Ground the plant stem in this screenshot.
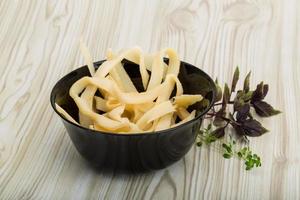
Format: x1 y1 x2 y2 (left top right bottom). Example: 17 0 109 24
213 101 234 106
221 117 231 123
223 121 230 128
204 116 214 119
207 112 217 116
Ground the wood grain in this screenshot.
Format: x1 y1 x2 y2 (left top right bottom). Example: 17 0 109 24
0 0 299 199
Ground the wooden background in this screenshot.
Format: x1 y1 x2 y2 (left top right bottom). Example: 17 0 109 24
0 0 299 199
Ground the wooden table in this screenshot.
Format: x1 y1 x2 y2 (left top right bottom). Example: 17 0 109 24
0 0 299 199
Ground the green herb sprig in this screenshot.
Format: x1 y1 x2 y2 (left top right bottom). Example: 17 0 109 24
197 66 280 170
222 139 261 170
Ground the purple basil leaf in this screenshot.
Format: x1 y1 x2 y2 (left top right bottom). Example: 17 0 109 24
213 108 226 127
242 119 269 137
213 116 226 127
236 103 250 122
253 101 281 117
243 72 251 93
222 83 230 110
231 67 240 92
251 82 263 102
212 127 225 138
262 84 269 99
232 124 245 136
251 82 269 102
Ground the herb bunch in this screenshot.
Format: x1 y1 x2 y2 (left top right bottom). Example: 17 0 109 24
197 67 280 170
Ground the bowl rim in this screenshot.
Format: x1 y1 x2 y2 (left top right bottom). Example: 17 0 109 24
50 59 216 136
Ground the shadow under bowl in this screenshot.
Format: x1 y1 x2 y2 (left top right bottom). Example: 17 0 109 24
50 59 216 172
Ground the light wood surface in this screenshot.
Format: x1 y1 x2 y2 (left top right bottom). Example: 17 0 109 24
0 0 299 199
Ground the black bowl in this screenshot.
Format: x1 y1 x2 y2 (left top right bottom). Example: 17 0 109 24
50 59 216 172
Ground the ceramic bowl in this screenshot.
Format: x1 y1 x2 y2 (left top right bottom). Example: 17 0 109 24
50 59 216 172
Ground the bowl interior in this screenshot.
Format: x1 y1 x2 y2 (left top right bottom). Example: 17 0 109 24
50 59 216 133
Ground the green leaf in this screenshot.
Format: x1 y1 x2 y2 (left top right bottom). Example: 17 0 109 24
222 143 232 153
224 83 230 101
245 160 254 168
222 143 228 148
215 78 223 102
236 145 262 170
207 123 212 130
236 90 244 98
196 141 202 147
205 136 217 144
222 83 230 109
223 153 232 159
243 72 251 93
240 147 248 155
252 101 281 117
198 130 204 135
246 154 252 160
234 90 253 111
234 96 244 112
243 91 253 102
237 152 243 158
245 165 252 170
256 160 262 167
231 67 240 92
211 127 225 138
242 119 269 137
